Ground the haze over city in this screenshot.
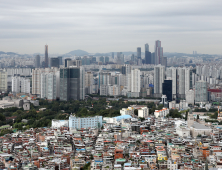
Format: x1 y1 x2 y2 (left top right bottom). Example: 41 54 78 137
1 0 222 54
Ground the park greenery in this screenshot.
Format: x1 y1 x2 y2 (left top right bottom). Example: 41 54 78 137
0 97 161 135
0 96 220 136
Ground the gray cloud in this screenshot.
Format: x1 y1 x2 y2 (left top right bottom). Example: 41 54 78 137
0 0 222 54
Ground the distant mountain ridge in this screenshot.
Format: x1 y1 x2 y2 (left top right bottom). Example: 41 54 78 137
66 49 89 56
0 51 19 55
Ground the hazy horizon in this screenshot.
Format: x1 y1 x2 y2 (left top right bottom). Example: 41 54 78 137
1 0 222 54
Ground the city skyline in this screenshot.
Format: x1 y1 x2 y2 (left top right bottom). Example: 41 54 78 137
0 0 222 54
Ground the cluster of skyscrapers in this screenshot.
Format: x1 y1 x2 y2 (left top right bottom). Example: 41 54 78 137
0 40 220 106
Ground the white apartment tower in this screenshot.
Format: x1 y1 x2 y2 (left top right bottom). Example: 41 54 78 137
131 69 141 93
154 65 165 96
12 76 20 93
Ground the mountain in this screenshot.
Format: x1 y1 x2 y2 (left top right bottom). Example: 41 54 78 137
66 49 89 56
0 51 20 56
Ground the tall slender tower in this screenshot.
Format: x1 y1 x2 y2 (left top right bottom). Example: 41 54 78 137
137 47 141 59
45 45 48 68
154 40 163 65
145 43 151 64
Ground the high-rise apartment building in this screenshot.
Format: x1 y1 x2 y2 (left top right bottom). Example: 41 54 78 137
20 78 30 94
12 76 30 94
131 69 141 93
154 65 165 97
0 70 7 92
34 55 40 68
166 67 192 100
32 68 59 96
41 72 57 100
60 67 85 101
45 45 48 68
154 40 163 65
12 76 20 93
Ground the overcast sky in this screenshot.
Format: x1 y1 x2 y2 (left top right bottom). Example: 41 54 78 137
0 0 222 54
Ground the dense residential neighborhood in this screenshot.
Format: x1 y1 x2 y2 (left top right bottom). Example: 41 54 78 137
0 102 221 170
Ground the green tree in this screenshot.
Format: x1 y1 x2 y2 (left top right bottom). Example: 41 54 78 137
134 109 138 116
158 104 164 110
0 113 6 121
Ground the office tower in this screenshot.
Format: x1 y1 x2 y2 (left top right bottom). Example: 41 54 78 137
131 69 141 93
195 80 208 103
162 57 167 67
85 72 93 94
162 80 172 101
105 56 109 63
145 43 151 64
145 43 149 52
99 56 105 63
131 54 135 62
67 59 82 68
137 47 141 59
50 58 60 68
45 45 48 68
0 70 7 92
60 67 85 101
91 57 96 63
117 52 124 65
58 56 63 65
145 44 149 64
154 65 165 97
34 55 40 68
81 56 90 65
111 52 114 59
65 58 71 67
151 52 155 64
154 40 163 65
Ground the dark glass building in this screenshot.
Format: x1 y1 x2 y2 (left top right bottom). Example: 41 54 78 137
162 80 172 101
60 67 80 101
50 58 59 68
145 51 151 64
65 58 71 67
